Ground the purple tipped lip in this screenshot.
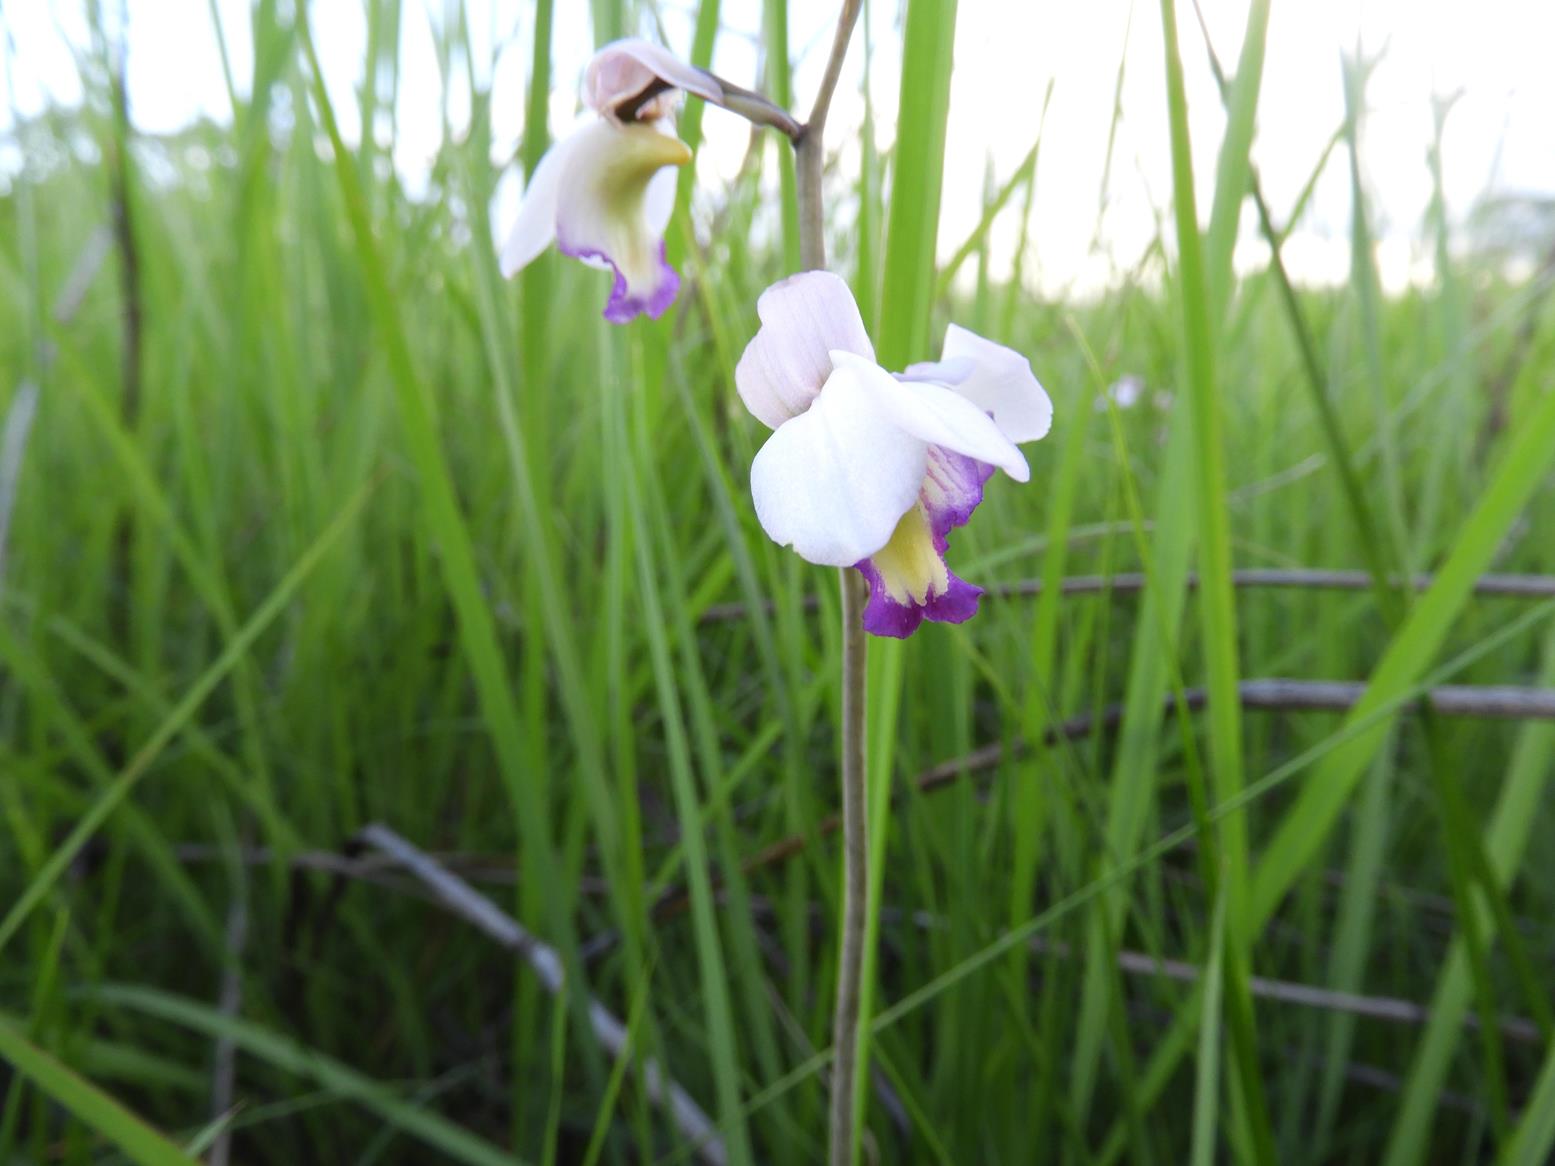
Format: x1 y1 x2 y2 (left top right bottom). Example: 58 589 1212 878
854 446 996 639
856 555 982 638
558 238 681 324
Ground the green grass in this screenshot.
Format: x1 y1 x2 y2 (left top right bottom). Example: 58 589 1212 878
3 1 1555 1163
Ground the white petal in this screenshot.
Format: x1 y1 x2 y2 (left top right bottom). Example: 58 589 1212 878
938 324 1054 443
899 356 976 385
585 38 723 119
735 271 875 429
751 363 926 567
645 163 678 235
498 126 581 278
831 351 1030 482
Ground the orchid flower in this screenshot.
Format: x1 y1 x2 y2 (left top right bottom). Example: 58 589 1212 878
736 272 1053 638
499 39 724 323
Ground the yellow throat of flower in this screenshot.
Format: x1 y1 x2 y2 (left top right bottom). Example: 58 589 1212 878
606 125 693 188
870 504 948 607
591 126 692 289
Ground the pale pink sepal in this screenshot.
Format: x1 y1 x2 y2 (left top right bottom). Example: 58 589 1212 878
734 271 875 430
937 325 1054 443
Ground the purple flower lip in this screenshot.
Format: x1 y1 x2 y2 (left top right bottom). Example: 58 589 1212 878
854 446 995 638
558 239 681 323
856 555 982 638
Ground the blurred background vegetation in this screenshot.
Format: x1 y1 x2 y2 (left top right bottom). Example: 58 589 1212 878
3 0 1555 1163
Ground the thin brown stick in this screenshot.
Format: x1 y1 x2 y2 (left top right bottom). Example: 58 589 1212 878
795 122 827 273
185 845 1539 1058
665 892 1546 1045
353 824 728 1166
717 80 804 139
178 679 1555 917
794 1 861 273
106 25 143 664
107 57 142 433
656 679 1555 915
806 0 863 132
1023 936 1541 1044
698 568 1555 623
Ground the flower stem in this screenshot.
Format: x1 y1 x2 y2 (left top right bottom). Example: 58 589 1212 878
796 0 861 273
829 565 870 1166
792 5 867 1161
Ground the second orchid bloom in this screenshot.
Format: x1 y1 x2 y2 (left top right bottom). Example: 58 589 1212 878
737 272 1052 638
500 39 724 323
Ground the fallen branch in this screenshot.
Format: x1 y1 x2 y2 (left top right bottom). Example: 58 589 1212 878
666 679 1555 912
1027 935 1540 1044
640 894 1546 1045
185 833 1539 1075
352 823 727 1166
180 679 1555 934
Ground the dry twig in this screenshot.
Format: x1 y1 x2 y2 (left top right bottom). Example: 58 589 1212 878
353 823 728 1166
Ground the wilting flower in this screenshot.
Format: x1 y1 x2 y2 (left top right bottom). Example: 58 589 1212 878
736 272 1052 638
500 39 721 323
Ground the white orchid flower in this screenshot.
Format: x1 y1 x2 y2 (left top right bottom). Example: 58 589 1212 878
736 271 1053 638
500 38 720 324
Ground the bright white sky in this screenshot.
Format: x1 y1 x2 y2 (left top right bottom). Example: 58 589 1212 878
4 1 1554 294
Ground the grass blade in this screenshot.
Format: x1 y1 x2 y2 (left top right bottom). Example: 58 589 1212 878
92 986 522 1166
0 480 373 955
1189 883 1228 1166
1250 374 1555 929
1156 0 1273 1153
0 1018 199 1166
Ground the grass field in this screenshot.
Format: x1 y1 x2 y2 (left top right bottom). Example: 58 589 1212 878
4 1 1555 1163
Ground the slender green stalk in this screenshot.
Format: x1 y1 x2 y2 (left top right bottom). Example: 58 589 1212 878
764 0 801 271
0 478 372 955
92 986 522 1166
1189 883 1228 1166
0 1017 199 1166
791 5 866 1162
1157 0 1274 1154
829 568 869 1166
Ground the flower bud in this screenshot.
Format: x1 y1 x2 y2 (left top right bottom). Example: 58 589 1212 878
584 38 724 123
